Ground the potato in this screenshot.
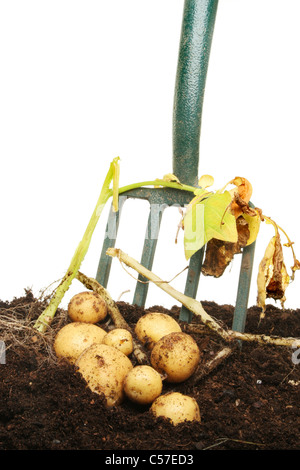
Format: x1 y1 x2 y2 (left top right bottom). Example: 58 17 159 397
150 332 200 383
123 365 163 405
102 328 133 356
68 291 107 324
75 343 133 407
54 322 107 364
150 392 201 425
135 312 181 350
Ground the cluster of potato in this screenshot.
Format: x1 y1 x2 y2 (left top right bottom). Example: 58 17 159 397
53 291 201 426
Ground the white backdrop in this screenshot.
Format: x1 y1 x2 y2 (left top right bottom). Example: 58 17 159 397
1 1 300 313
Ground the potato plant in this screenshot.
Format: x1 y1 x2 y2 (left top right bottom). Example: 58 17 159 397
34 157 300 333
33 157 300 425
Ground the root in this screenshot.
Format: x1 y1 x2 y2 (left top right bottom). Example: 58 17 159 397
0 294 66 366
192 346 235 385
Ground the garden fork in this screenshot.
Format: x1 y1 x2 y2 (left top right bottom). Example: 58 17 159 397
96 0 256 333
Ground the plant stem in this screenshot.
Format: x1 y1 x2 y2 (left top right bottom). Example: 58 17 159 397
118 179 196 195
33 159 117 332
188 346 235 386
107 247 300 349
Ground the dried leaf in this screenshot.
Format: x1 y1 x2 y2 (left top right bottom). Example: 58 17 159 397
229 177 253 218
257 236 277 314
202 216 250 277
257 233 290 318
291 258 300 280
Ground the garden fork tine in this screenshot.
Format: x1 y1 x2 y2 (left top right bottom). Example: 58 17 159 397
96 0 256 332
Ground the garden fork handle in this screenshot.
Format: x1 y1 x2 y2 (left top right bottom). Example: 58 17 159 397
173 0 219 186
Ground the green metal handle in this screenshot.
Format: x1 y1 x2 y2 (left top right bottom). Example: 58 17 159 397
173 0 219 186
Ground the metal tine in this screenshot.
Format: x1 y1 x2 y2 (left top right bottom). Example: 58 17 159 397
96 187 205 312
180 246 205 323
133 196 206 310
95 195 127 289
232 239 256 333
132 201 167 307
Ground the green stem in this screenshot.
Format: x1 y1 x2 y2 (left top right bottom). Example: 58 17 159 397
118 179 196 195
33 159 117 332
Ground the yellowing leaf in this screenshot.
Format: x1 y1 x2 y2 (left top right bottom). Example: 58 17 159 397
183 191 238 260
163 173 181 183
242 211 261 246
198 174 214 189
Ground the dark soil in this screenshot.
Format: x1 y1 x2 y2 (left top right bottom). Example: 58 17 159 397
0 290 300 451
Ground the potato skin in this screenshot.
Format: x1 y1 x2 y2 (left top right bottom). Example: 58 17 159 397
68 291 107 324
75 343 133 407
54 322 107 364
123 365 163 405
150 332 200 383
102 328 133 356
135 312 181 350
150 392 201 425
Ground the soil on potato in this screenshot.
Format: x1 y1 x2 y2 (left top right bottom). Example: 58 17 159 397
0 290 300 451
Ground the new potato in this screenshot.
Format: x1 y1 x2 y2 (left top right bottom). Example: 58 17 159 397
75 343 133 407
68 291 107 324
135 312 181 350
151 392 201 425
53 322 107 364
102 328 133 356
123 365 163 405
150 332 200 383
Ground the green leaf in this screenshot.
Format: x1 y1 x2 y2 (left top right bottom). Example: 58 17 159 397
183 191 238 260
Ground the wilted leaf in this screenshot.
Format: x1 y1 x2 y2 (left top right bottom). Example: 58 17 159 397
242 211 261 246
202 216 250 277
229 177 253 218
291 258 300 280
183 191 238 260
257 233 290 318
163 173 181 183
